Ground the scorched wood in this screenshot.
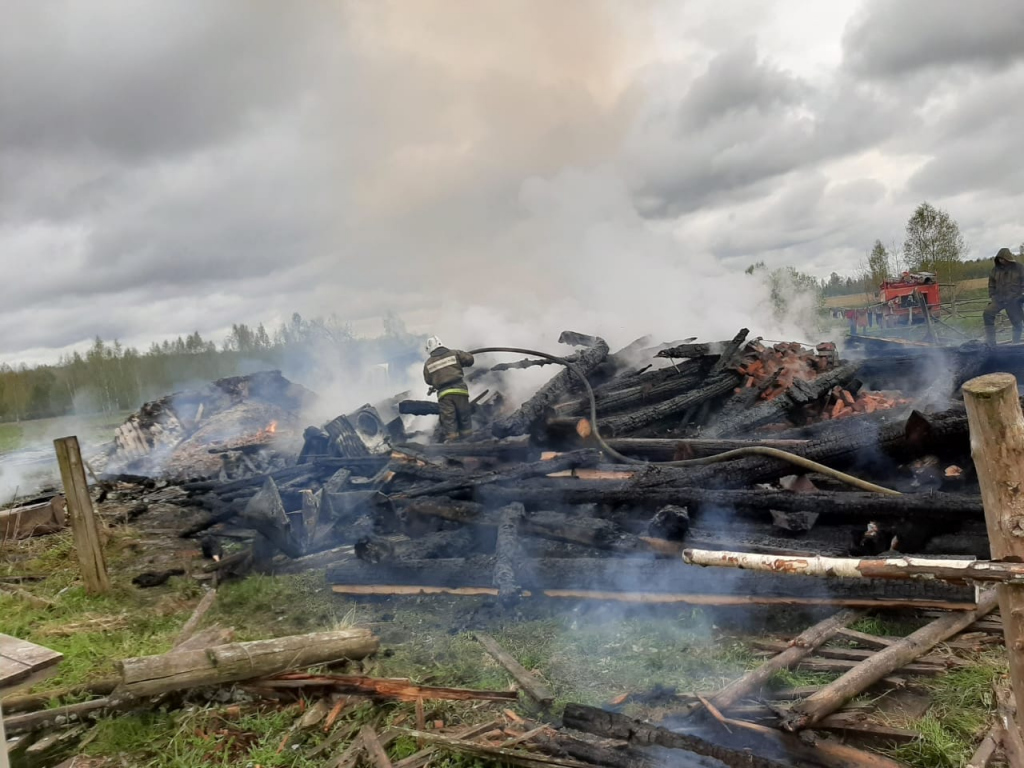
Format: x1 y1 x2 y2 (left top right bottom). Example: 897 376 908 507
392 450 602 500
325 557 977 605
355 529 476 564
561 704 819 768
400 499 659 555
239 478 302 558
492 332 609 438
399 400 440 416
596 374 741 437
550 364 707 419
494 503 525 602
703 363 860 438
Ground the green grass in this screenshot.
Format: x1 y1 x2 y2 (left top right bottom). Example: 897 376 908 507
2 523 1009 768
0 422 24 453
887 652 1006 768
0 410 131 455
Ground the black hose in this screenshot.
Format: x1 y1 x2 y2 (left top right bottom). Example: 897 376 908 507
469 346 900 496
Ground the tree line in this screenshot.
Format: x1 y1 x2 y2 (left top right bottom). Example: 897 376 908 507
0 312 423 424
826 202 1024 299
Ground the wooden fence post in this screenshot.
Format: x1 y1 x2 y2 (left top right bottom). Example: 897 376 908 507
963 373 1024 735
53 436 110 595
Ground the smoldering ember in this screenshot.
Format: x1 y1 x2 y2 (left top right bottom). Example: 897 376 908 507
7 329 1024 768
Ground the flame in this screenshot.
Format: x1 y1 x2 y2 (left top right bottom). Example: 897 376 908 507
267 421 277 434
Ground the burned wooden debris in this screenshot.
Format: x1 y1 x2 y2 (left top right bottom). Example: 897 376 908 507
68 329 1014 613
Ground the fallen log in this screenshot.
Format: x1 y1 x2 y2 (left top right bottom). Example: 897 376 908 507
492 332 609 438
476 482 979 521
256 673 517 702
625 405 973 491
1 677 119 713
391 450 602 500
329 584 975 609
752 639 959 668
475 633 554 706
600 437 809 461
494 504 525 603
356 529 476 564
656 337 747 360
550 365 708 419
965 723 1001 768
173 589 218 646
707 609 863 712
597 374 741 436
783 589 1000 731
116 628 379 698
3 697 114 736
394 437 532 461
682 549 1024 585
401 499 657 555
326 557 976 605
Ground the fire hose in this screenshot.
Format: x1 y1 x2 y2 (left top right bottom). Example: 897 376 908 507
469 346 900 496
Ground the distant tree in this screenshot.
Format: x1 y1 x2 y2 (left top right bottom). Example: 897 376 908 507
863 240 891 288
1018 242 1023 258
902 202 966 283
746 262 824 318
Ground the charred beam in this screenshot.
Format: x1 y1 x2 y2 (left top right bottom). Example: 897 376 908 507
492 332 609 438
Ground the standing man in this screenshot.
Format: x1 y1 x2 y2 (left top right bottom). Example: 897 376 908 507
423 336 475 441
984 248 1024 344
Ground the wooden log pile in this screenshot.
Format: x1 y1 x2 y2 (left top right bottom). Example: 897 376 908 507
122 330 1004 612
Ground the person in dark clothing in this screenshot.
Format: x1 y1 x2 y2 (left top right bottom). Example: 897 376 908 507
983 248 1024 344
422 336 475 441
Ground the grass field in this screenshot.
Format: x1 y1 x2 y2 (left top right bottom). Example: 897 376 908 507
0 411 130 455
0 521 1008 768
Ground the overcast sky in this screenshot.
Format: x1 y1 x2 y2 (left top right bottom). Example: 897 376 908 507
2 0 1023 365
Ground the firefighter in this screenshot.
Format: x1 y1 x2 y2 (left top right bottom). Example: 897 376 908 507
423 336 475 441
983 248 1024 345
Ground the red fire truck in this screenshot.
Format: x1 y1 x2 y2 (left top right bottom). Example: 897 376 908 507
877 272 941 325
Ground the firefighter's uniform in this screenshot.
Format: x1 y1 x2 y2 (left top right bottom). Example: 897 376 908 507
423 342 475 441
984 248 1024 344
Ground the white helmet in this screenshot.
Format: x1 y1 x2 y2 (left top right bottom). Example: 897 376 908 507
425 336 444 354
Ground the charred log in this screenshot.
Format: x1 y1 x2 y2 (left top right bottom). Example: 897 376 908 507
492 332 609 438
493 503 525 603
703 363 860 438
325 556 975 604
647 505 689 541
399 400 440 416
240 478 303 558
597 374 741 437
392 449 602 500
355 529 476 563
551 363 707 419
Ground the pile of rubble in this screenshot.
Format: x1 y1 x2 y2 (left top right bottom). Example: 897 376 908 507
86 328 1024 610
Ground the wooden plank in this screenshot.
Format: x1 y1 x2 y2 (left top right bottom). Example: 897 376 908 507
330 585 977 610
475 633 554 706
53 436 110 594
834 628 895 649
0 636 63 691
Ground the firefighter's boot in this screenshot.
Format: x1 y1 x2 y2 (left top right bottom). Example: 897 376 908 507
985 326 998 346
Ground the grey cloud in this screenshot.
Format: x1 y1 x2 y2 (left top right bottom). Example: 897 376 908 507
843 0 1024 78
626 44 906 219
0 1 337 160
